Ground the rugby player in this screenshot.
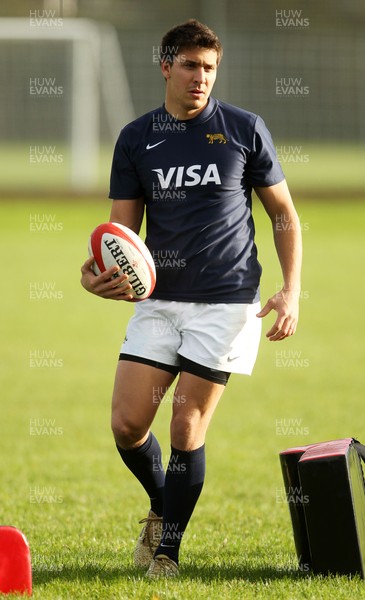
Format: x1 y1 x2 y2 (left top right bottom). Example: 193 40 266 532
81 19 302 578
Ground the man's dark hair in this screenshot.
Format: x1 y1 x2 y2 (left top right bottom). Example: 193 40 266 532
159 19 223 65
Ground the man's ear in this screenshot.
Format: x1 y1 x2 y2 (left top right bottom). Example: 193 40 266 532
161 60 172 80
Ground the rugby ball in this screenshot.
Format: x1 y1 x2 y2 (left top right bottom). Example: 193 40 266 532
88 222 156 301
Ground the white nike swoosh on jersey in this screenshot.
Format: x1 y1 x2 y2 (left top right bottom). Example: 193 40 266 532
146 140 166 150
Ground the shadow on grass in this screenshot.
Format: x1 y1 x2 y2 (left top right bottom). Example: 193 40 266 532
33 561 309 585
33 564 143 586
182 563 310 582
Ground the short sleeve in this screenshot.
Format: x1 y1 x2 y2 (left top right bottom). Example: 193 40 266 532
246 116 285 187
109 130 143 199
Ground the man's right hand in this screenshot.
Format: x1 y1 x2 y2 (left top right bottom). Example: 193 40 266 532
80 256 134 301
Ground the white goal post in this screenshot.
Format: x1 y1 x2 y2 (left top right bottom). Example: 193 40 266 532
0 17 135 191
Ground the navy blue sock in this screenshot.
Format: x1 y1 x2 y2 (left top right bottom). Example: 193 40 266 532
116 432 165 516
155 444 206 564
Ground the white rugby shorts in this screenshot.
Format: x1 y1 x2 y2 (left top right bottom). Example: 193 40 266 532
120 299 262 375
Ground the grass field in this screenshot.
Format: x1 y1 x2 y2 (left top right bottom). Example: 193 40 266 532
1 197 365 599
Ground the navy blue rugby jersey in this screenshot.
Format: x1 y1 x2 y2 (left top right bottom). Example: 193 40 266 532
109 97 284 303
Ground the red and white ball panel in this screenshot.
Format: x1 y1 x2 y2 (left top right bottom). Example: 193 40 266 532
88 222 156 301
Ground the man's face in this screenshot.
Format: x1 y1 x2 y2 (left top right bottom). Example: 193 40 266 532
161 47 218 117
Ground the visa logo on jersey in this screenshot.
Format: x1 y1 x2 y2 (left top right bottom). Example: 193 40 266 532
152 163 221 189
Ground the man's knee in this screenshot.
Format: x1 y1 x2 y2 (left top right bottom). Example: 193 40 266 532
111 415 147 449
170 411 202 450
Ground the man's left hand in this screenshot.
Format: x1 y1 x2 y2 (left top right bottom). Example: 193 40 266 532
256 289 300 341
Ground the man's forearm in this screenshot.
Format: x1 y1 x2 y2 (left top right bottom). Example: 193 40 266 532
272 210 302 292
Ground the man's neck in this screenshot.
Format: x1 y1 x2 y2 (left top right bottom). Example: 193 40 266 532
164 99 209 121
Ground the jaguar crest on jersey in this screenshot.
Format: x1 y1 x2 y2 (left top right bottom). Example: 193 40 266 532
206 133 228 144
